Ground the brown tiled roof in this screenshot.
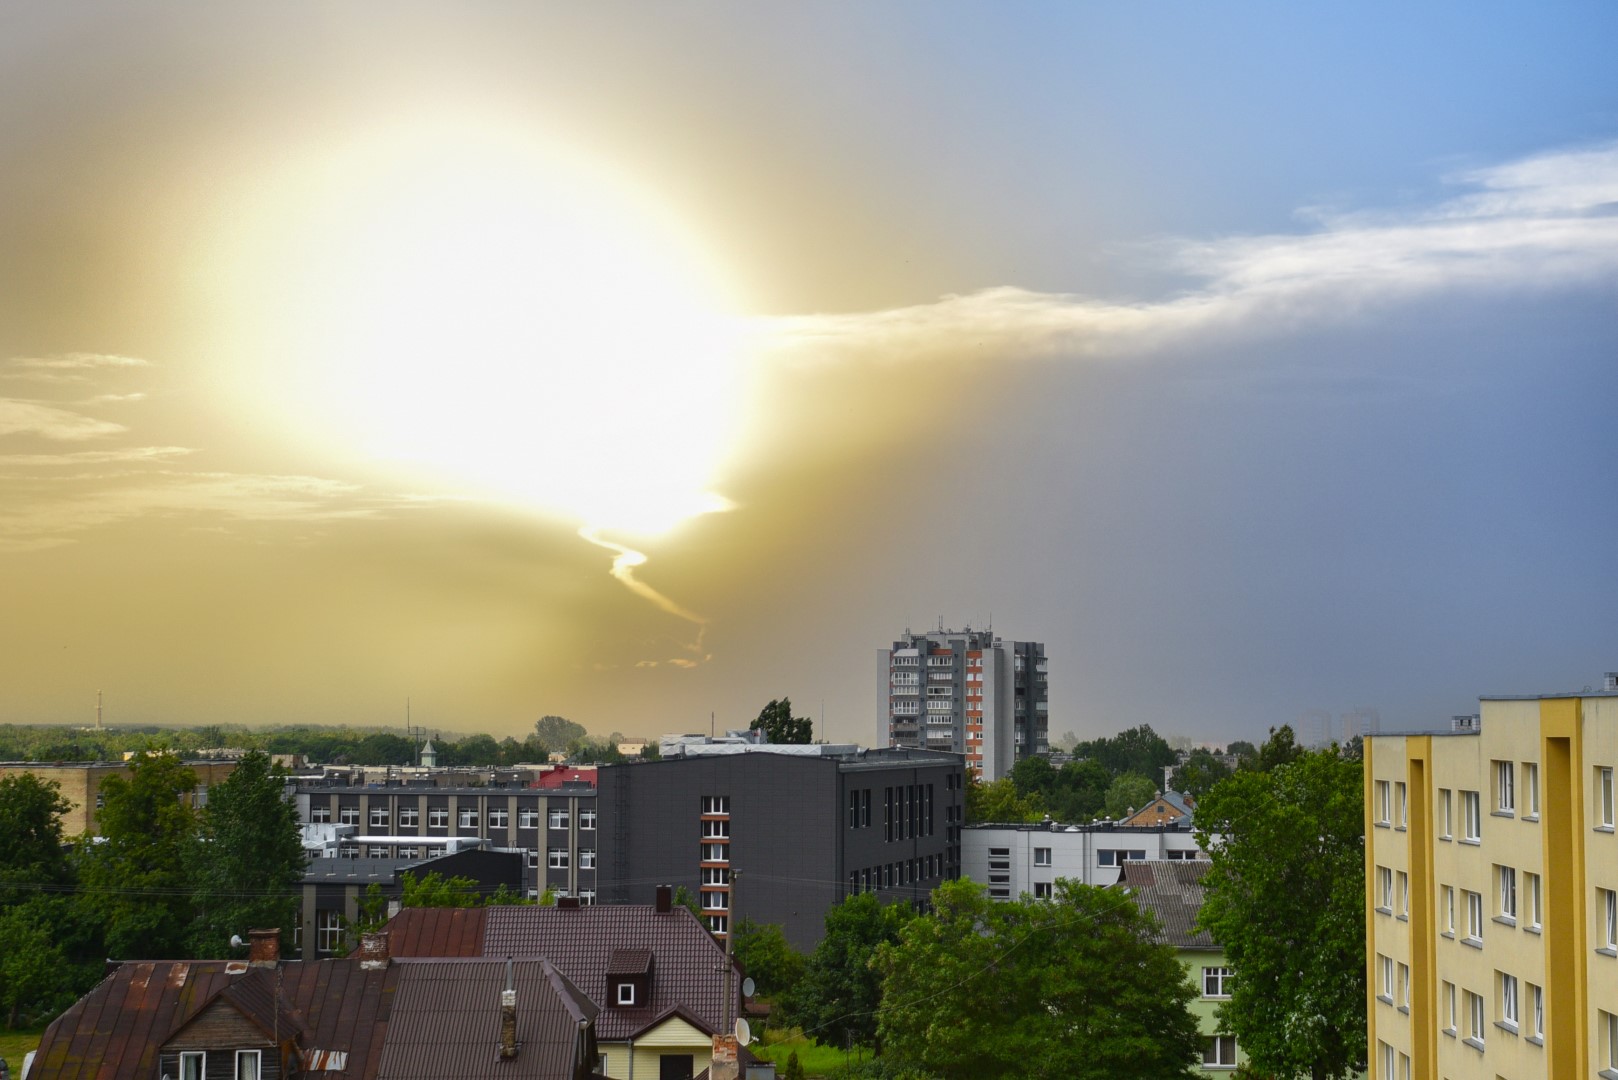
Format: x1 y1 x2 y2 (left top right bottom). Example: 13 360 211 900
382 904 739 1043
375 959 595 1080
605 949 653 976
1118 860 1217 949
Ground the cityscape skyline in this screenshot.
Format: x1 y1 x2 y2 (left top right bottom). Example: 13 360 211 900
2 5 1616 744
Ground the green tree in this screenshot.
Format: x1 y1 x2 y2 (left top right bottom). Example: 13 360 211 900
1195 738 1366 1080
1103 772 1157 820
0 773 72 902
731 918 806 999
1047 758 1110 822
1226 739 1257 760
76 750 200 959
399 870 483 907
782 1050 806 1080
534 715 587 748
1172 750 1232 800
189 750 305 956
1007 755 1056 802
1073 725 1177 781
964 775 1045 824
1241 725 1304 774
780 892 914 1050
0 899 76 1027
750 698 813 745
876 879 1202 1080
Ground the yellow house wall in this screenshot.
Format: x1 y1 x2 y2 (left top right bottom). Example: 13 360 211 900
617 1017 713 1080
1581 696 1618 1078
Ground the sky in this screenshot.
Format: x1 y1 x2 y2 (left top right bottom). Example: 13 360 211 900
3 3 1617 746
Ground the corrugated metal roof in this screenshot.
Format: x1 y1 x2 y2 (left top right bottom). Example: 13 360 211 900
375 959 593 1080
373 907 489 958
605 949 652 976
1118 860 1216 949
382 904 738 1042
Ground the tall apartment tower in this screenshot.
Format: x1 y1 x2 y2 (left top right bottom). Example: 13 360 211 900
877 626 1048 780
1365 682 1618 1080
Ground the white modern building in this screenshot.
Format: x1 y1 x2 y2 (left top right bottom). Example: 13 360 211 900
879 625 1048 779
963 818 1214 900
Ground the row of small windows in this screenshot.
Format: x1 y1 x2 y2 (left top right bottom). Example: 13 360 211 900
849 854 945 894
1377 764 1616 839
310 805 596 830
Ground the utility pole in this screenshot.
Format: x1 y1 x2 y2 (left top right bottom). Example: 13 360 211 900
722 870 741 1028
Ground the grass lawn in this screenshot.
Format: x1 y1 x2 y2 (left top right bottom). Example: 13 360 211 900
0 1026 45 1077
750 1027 871 1078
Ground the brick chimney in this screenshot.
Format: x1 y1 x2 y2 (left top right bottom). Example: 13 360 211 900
557 896 580 910
499 958 518 1060
654 885 672 914
709 1034 739 1080
247 929 280 967
358 931 390 971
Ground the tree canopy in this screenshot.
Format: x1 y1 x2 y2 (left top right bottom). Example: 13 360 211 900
731 918 806 999
751 698 813 744
876 879 1203 1080
1072 724 1177 782
190 749 304 956
964 774 1045 824
1195 727 1366 1080
780 892 914 1049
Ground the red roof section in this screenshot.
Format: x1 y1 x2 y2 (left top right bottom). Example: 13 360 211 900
533 767 596 788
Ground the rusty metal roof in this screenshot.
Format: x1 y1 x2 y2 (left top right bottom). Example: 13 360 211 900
30 954 599 1080
1118 860 1217 949
370 907 489 957
382 904 739 1042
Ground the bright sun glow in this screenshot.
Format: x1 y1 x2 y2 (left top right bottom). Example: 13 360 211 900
228 117 746 537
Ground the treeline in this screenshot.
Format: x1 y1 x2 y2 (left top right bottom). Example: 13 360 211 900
967 723 1259 823
0 751 305 1028
0 714 656 767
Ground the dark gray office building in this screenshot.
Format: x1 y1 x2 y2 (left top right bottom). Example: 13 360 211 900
598 745 964 951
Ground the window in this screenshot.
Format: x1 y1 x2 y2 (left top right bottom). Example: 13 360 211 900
1529 982 1544 1041
1398 1052 1410 1080
526 850 539 869
1602 1009 1618 1073
702 795 730 815
1525 872 1542 931
428 807 448 829
518 807 540 828
339 844 359 859
700 890 727 911
310 806 331 824
1494 760 1515 814
1442 981 1457 1035
701 842 727 863
702 818 730 839
1465 889 1484 943
1497 865 1517 921
1523 762 1540 819
1033 881 1053 899
579 848 596 870
317 909 344 955
488 807 508 828
579 890 595 906
702 867 729 886
1465 989 1486 1048
1442 885 1456 936
1377 866 1394 912
548 848 568 869
1601 767 1616 829
579 807 597 830
339 806 360 826
617 981 636 1005
706 914 728 935
549 808 570 830
1378 1041 1394 1080
1499 972 1519 1029
1203 966 1233 997
1601 888 1618 953
1398 962 1410 1010
1398 870 1409 919
1462 790 1482 842
235 1050 261 1080
398 847 418 860
399 806 419 828
1033 847 1051 867
1395 781 1407 828
370 807 389 828
1439 788 1453 839
458 807 479 829
1201 1035 1237 1068
1375 780 1392 825
1378 954 1394 1002
180 1052 205 1080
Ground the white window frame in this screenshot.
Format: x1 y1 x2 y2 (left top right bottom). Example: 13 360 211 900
1442 885 1456 936
1378 954 1394 1002
488 807 509 828
1201 1034 1237 1068
1033 847 1052 867
317 909 344 955
458 807 479 829
617 981 636 1005
1398 870 1409 919
1601 887 1618 953
1398 962 1410 1010
1525 872 1542 931
1462 790 1482 842
1202 966 1232 998
1466 988 1486 1048
1601 767 1616 830
235 1049 261 1080
1442 981 1457 1035
1395 781 1407 828
1530 982 1544 1041
518 807 540 829
1466 889 1484 943
1439 788 1453 839
579 807 597 830
579 848 596 870
1523 762 1540 820
310 806 331 824
1375 780 1392 826
1498 865 1517 922
428 807 448 829
398 805 419 828
1033 881 1053 899
548 848 569 870
1377 866 1394 912
549 808 570 830
1603 1009 1618 1071
1500 972 1519 1030
370 807 390 829
1494 760 1515 814
339 806 360 826
179 1051 206 1080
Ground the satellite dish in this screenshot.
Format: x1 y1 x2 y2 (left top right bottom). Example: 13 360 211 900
230 934 245 949
741 977 756 998
734 1018 752 1045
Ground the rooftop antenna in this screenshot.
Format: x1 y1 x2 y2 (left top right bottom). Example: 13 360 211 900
96 689 103 731
710 711 715 739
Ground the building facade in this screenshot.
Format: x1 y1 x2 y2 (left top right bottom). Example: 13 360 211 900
1366 685 1618 1079
877 626 1048 779
295 777 597 903
0 759 239 835
597 746 965 951
963 819 1211 900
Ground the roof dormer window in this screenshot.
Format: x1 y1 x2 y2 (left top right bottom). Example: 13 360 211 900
617 981 636 1005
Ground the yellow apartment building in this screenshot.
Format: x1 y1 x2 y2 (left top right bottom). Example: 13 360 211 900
1366 684 1618 1080
0 759 239 835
